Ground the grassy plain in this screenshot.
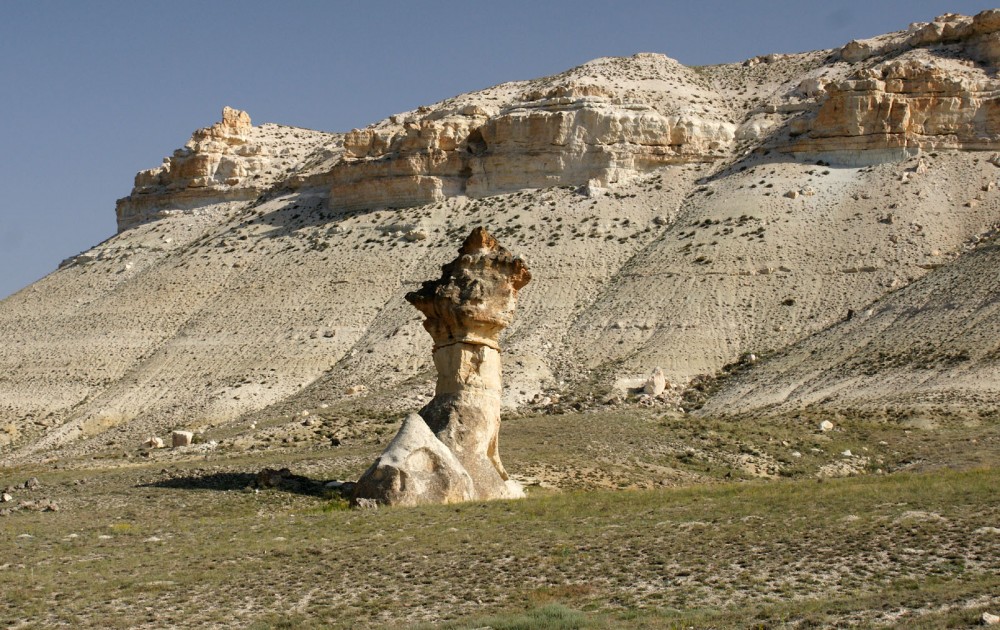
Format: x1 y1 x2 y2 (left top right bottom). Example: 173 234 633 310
1 408 997 628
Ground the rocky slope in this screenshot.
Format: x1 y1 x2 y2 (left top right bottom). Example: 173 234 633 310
4 10 1000 461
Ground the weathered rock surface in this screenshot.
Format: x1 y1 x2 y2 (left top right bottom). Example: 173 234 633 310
171 431 193 448
354 228 529 506
329 55 735 212
352 413 475 506
115 107 337 230
643 367 667 396
781 10 1000 161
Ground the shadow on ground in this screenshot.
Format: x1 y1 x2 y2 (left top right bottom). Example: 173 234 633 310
139 468 349 498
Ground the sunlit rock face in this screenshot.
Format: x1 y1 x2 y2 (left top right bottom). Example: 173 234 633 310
781 10 1000 162
354 228 530 506
329 55 737 212
115 107 335 230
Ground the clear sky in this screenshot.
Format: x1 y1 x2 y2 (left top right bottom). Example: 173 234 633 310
1 0 996 299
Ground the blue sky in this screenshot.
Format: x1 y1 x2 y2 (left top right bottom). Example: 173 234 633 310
1 0 996 299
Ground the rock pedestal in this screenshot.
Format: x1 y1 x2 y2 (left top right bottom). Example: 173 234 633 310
353 228 530 506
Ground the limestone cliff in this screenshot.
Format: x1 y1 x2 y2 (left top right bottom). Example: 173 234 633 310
328 55 735 211
115 107 338 230
778 10 1000 161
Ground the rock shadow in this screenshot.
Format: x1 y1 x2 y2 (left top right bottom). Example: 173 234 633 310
139 468 348 499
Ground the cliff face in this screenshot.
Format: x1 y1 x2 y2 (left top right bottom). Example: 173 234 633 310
6 10 1000 461
328 55 736 212
115 107 338 230
779 10 1000 160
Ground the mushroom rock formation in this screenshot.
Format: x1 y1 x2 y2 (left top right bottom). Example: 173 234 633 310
353 227 530 506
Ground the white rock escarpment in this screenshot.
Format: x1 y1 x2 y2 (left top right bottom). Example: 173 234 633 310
329 55 736 212
115 107 337 230
9 12 1000 463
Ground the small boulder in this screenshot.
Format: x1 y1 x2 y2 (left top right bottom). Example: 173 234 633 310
346 385 366 396
404 228 429 242
171 431 194 448
840 39 876 62
0 493 12 503
643 367 668 396
819 420 834 432
784 190 799 199
353 413 475 507
144 437 165 449
982 612 1000 625
23 477 40 490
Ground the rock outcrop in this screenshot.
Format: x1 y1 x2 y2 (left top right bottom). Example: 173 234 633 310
350 413 475 506
836 10 1000 65
329 54 735 212
115 107 336 231
354 228 530 506
781 10 1000 161
784 60 1000 159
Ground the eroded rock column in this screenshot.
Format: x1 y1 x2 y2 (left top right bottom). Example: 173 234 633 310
353 227 530 506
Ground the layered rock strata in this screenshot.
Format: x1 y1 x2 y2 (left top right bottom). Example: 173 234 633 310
353 228 530 506
330 63 736 212
115 107 336 230
784 60 1000 159
780 10 1000 161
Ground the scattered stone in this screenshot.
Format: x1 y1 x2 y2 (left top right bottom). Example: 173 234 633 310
23 477 40 490
143 437 165 449
171 431 194 448
819 420 834 432
0 493 11 503
346 385 366 396
783 190 799 199
841 449 853 457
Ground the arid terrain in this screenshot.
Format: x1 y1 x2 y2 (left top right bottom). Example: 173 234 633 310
2 9 1000 629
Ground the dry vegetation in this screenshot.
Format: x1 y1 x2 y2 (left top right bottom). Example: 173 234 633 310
2 407 997 629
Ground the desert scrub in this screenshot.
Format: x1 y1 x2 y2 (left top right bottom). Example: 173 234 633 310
1 460 997 628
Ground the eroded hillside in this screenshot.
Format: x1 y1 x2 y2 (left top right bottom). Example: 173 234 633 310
5 10 1000 461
